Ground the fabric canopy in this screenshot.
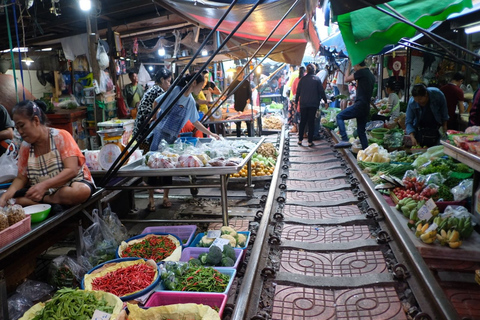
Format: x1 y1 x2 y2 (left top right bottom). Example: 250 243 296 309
161 0 319 65
337 0 472 65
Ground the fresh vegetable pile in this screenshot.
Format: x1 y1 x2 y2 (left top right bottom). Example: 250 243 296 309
91 263 156 297
121 235 177 263
161 263 230 292
31 288 114 320
359 162 413 178
197 227 247 248
188 245 236 267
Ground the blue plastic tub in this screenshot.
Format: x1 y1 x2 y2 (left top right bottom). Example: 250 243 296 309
180 137 199 146
179 132 193 138
159 267 236 295
116 232 183 262
180 247 243 270
81 257 160 301
189 231 251 251
141 225 197 247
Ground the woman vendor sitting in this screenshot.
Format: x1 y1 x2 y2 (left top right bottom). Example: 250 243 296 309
0 100 95 208
371 82 400 122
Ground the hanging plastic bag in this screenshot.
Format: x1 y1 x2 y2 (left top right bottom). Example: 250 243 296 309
79 210 118 269
0 143 17 183
451 179 473 201
99 71 114 93
16 280 54 302
137 63 151 85
96 42 110 70
48 255 87 288
101 204 128 245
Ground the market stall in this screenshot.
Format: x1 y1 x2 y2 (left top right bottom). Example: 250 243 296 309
90 137 265 226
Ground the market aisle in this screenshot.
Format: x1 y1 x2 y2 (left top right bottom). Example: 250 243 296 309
269 136 407 320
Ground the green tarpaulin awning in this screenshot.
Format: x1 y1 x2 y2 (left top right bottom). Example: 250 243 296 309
337 0 472 65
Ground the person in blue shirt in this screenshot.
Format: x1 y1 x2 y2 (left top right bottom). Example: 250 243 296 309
151 73 219 150
405 84 449 147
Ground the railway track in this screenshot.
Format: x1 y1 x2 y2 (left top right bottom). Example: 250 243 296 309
228 128 461 320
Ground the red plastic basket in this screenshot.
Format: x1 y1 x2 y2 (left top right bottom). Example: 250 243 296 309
145 291 227 317
0 215 31 248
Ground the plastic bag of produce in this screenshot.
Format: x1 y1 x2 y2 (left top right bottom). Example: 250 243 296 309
8 293 33 320
147 152 176 169
422 172 445 186
79 210 118 269
451 179 473 201
102 204 128 245
16 280 54 302
419 184 438 199
441 205 471 221
0 210 8 231
176 155 203 168
48 255 87 288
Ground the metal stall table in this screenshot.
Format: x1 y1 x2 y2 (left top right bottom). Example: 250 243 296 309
441 141 480 220
97 137 265 226
204 113 262 137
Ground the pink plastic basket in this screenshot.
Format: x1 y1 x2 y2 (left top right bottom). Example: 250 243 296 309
180 246 243 270
141 225 197 246
0 215 31 248
145 292 227 317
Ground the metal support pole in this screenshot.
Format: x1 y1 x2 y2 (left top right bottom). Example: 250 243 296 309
245 158 254 197
220 174 229 226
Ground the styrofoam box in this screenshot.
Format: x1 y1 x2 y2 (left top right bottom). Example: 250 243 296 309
97 119 134 146
145 292 227 317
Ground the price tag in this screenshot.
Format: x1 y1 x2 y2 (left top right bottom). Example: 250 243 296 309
425 222 438 234
425 198 436 211
207 230 221 238
210 238 230 251
417 205 432 221
91 310 112 320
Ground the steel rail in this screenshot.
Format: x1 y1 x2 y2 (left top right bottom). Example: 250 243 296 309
331 133 458 320
100 0 259 185
231 126 286 320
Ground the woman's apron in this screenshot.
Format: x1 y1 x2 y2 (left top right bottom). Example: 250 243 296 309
26 128 84 196
151 103 189 150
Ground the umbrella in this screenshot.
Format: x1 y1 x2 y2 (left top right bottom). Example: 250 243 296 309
336 0 472 65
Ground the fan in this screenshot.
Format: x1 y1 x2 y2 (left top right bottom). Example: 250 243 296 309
73 82 85 105
36 70 47 86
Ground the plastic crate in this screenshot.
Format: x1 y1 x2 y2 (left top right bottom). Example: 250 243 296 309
0 215 31 248
159 267 236 295
145 292 227 317
180 247 243 270
189 231 251 251
141 225 197 247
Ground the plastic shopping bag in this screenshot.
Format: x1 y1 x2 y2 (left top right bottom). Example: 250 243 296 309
0 143 17 183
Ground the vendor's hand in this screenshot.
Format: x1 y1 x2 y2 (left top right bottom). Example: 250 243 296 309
410 135 419 147
0 194 8 208
25 183 48 202
210 133 220 140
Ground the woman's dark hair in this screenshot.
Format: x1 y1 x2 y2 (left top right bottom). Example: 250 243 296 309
177 73 203 88
411 83 427 97
452 72 464 81
13 100 48 125
154 67 172 83
385 81 398 92
298 66 306 78
306 63 315 75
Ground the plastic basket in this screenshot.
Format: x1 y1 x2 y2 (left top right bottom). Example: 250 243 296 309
0 215 31 248
81 258 160 301
189 231 251 251
116 232 183 262
180 247 243 270
159 267 236 295
141 225 197 247
180 137 199 146
145 292 227 317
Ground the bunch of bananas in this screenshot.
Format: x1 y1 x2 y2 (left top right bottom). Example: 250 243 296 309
415 222 437 244
436 229 462 249
436 216 474 239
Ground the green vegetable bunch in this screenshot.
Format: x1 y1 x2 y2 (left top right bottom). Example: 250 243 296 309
162 263 230 292
32 288 113 320
196 244 236 267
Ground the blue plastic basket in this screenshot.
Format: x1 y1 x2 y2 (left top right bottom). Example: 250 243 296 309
179 132 193 138
180 247 243 270
159 267 236 295
189 231 251 251
180 137 199 146
116 232 183 262
81 257 160 301
141 225 197 247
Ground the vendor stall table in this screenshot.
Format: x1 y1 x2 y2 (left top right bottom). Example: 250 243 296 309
441 141 480 221
204 113 262 137
93 137 265 226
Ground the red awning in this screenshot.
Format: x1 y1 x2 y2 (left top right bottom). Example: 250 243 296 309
162 0 319 65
